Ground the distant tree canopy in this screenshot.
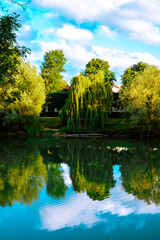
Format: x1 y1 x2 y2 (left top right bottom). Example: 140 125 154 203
60 71 113 129
41 50 67 94
84 58 116 84
0 13 30 83
121 61 148 87
120 65 160 134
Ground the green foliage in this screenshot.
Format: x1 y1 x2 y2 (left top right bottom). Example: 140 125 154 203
0 13 44 135
60 126 102 134
0 139 47 206
53 138 116 201
41 50 67 94
43 92 69 115
120 65 160 134
38 117 62 129
0 60 45 116
121 61 148 87
46 163 67 199
0 110 43 135
44 129 57 135
0 13 30 83
120 144 160 205
0 60 45 134
84 58 116 84
1 137 160 205
60 71 113 130
105 118 134 135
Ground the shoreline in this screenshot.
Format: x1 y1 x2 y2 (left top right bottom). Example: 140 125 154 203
0 130 151 138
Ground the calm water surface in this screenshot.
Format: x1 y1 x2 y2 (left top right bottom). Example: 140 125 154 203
0 137 160 240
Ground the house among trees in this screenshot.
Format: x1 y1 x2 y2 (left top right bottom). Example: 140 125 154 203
42 92 69 117
42 83 121 117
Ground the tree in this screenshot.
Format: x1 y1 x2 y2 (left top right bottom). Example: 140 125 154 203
120 65 160 134
0 60 46 116
0 13 30 83
84 58 116 84
41 50 67 94
60 71 113 130
121 61 148 87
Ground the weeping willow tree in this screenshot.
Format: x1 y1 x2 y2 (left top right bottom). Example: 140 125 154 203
60 71 113 129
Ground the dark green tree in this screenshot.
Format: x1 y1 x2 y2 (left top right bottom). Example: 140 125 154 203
0 13 30 84
41 49 67 94
84 58 116 84
121 61 148 87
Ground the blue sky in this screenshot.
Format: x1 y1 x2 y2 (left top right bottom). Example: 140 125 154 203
2 0 160 85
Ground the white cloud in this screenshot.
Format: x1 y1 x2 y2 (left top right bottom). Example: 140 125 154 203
34 0 160 46
40 40 95 66
61 163 72 186
44 28 55 34
134 0 160 24
18 24 37 41
44 12 59 18
130 26 160 45
92 46 160 69
99 26 116 38
56 24 93 43
28 40 160 84
26 50 44 62
23 24 31 32
35 0 134 22
115 18 160 45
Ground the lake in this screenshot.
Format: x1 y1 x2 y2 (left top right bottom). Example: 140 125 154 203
0 136 160 240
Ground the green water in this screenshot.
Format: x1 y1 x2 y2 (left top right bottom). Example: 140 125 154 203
0 137 160 239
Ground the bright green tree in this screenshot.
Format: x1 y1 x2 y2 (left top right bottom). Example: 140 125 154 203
41 50 67 94
120 65 160 134
60 71 113 130
0 60 46 116
121 61 148 87
84 58 116 84
0 13 30 84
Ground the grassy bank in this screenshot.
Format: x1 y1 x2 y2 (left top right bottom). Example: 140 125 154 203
38 117 62 129
38 117 134 136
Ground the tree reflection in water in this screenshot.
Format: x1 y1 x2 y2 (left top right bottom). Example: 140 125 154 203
120 144 160 205
0 138 47 207
0 137 160 206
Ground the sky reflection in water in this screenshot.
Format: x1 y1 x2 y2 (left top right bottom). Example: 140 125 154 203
39 164 160 232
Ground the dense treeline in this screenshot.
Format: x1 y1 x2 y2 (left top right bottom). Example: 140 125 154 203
1 12 160 135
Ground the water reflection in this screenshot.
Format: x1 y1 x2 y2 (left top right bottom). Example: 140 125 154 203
46 163 68 199
120 147 160 205
0 138 47 207
0 137 160 208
